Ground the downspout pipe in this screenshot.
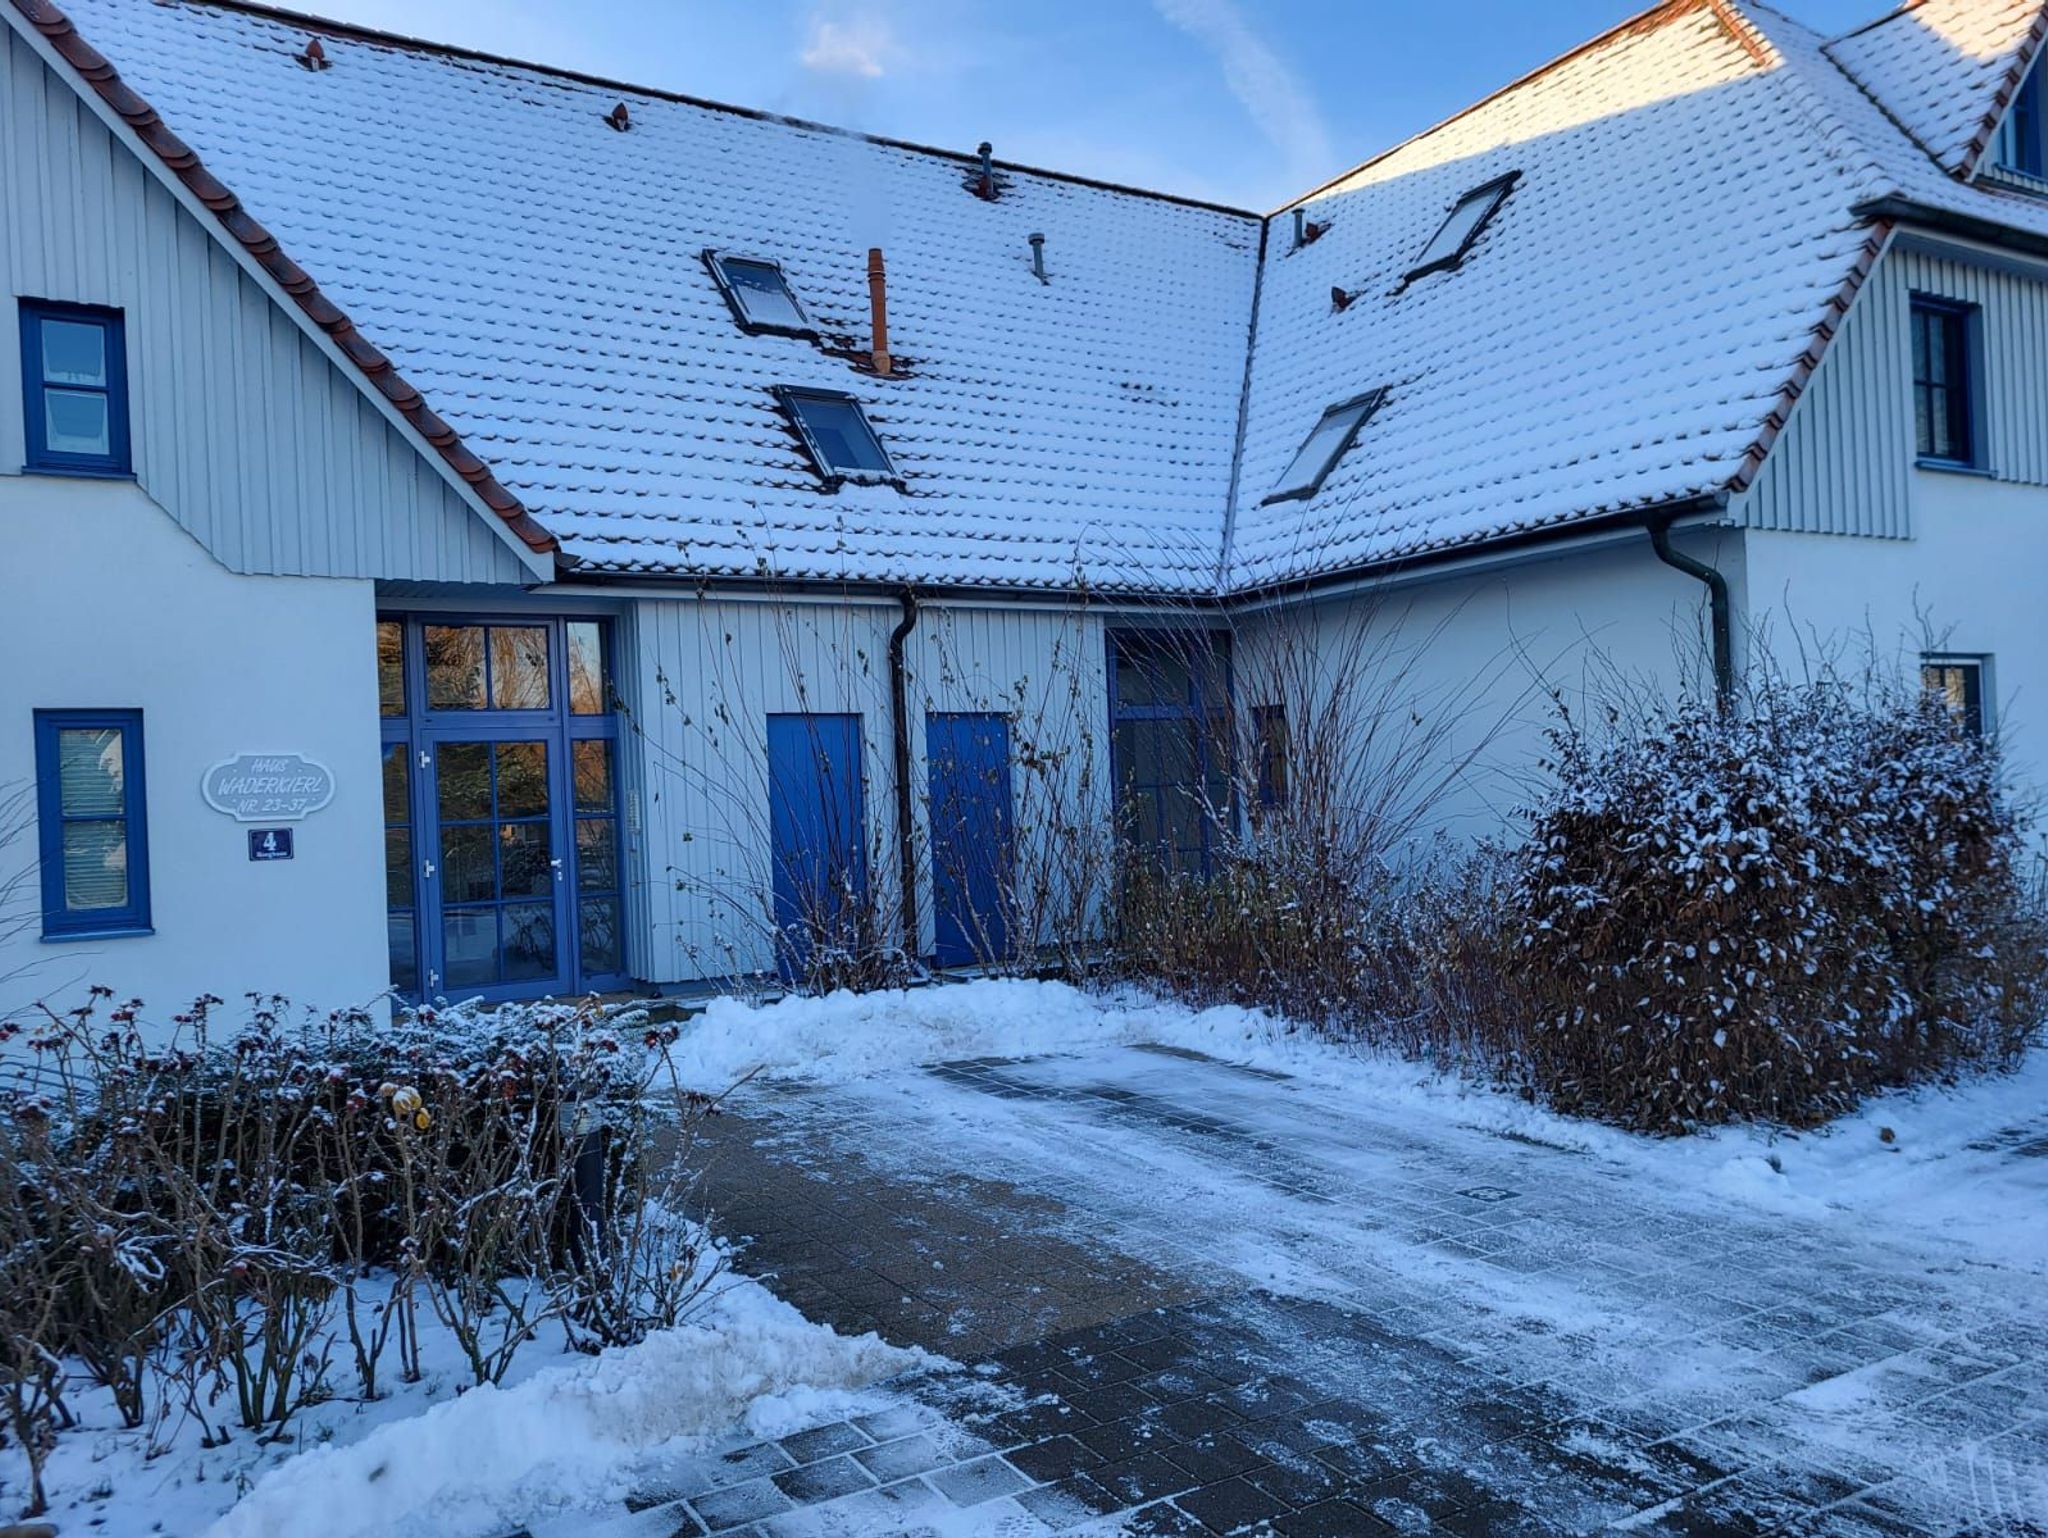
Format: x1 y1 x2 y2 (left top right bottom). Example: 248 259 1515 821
1646 517 1733 712
887 589 920 959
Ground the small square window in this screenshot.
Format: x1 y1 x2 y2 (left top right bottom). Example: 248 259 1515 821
1922 656 1989 737
776 387 898 485
34 709 151 938
19 300 130 474
706 251 814 337
1405 172 1519 284
1911 297 1977 467
1263 388 1387 503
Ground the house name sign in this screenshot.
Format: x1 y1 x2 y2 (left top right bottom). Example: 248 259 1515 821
201 754 336 822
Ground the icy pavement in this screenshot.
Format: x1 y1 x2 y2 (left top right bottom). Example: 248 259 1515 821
552 1041 2047 1537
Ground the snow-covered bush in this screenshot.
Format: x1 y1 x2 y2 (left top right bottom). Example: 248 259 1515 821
0 992 715 1517
1513 677 2048 1130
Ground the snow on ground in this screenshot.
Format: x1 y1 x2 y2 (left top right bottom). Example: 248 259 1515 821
671 978 2048 1274
22 1248 927 1538
697 1000 2048 1533
27 981 2040 1535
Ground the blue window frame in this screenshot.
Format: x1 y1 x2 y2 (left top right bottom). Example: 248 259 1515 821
377 615 626 1001
1922 655 1991 738
1108 630 1233 875
34 709 151 939
2002 68 2045 179
1911 296 1978 468
19 300 130 475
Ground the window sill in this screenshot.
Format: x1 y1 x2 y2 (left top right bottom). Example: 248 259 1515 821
1914 458 1994 478
20 464 137 482
42 924 155 944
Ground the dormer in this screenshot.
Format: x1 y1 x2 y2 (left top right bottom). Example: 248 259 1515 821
1988 60 2047 188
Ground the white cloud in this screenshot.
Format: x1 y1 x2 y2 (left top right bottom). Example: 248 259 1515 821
801 13 896 79
1152 0 1332 182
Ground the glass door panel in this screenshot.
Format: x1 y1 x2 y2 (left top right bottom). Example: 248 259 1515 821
382 743 418 993
571 739 624 977
381 614 622 1001
433 739 563 992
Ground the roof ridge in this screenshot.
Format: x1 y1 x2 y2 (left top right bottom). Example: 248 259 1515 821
114 0 1260 220
5 0 559 560
1271 0 1753 216
1957 2 2048 178
1826 2 1926 48
1728 0 1901 199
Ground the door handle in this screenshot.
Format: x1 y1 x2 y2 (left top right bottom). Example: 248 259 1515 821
550 857 564 884
423 859 436 879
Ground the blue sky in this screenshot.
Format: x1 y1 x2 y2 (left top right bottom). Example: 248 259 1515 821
308 0 1885 208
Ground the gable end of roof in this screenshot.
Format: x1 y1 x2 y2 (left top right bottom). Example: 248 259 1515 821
1960 3 2048 177
6 0 558 560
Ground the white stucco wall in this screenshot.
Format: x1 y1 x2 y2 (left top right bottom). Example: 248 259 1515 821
0 475 388 1022
1236 526 1746 844
1745 469 2048 833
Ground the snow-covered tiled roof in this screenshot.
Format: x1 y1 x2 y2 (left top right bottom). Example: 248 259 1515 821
1824 0 2046 175
21 0 2048 596
1230 2 1878 587
47 0 1260 592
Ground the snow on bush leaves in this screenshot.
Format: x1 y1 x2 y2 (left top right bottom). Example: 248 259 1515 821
1515 676 2047 1131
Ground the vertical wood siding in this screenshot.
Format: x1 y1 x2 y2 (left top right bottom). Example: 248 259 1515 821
1743 243 2048 539
1893 246 2048 489
0 29 531 584
620 595 1110 983
1741 248 1914 539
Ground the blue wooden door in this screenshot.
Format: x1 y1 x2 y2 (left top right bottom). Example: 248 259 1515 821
927 712 1014 967
767 713 866 977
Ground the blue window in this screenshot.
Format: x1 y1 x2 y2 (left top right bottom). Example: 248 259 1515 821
34 710 151 938
1922 655 1990 738
1911 297 1978 467
19 300 130 474
1109 630 1232 875
2002 68 2045 178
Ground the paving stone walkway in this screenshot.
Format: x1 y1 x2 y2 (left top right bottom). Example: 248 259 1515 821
547 1046 2048 1538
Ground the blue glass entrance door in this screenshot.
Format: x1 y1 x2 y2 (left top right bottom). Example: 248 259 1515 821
927 712 1014 967
767 713 866 979
432 739 563 992
379 615 626 1001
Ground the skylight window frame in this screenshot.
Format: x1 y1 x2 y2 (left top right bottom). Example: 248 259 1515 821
1402 170 1521 286
704 250 817 340
1261 387 1388 505
774 385 900 489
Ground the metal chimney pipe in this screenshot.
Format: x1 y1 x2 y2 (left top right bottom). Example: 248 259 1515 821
1028 232 1047 283
977 141 995 199
1293 207 1306 247
867 247 892 377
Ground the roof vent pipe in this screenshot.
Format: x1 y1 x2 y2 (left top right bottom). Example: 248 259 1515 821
1028 233 1047 283
867 247 892 377
976 141 996 200
1292 207 1305 247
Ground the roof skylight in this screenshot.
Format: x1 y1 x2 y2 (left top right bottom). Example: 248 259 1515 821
1404 172 1519 284
1263 388 1386 503
776 387 898 485
708 251 814 336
